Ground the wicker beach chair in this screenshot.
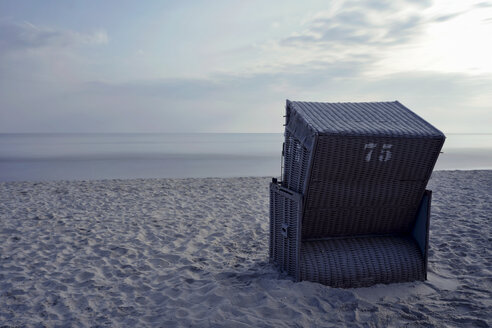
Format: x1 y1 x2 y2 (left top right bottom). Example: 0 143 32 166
270 100 445 288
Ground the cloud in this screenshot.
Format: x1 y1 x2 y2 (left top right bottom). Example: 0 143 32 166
475 1 492 8
1 63 490 133
432 12 464 23
281 2 426 48
0 20 107 54
243 0 492 81
82 78 220 100
0 0 490 134
81 58 370 103
237 0 435 78
0 19 109 89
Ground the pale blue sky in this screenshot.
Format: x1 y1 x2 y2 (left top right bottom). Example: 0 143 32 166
1 0 491 133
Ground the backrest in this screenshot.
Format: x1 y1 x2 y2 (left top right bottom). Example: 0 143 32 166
282 100 445 239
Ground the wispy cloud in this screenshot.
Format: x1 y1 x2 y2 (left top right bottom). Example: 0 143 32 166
2 66 491 133
0 18 109 88
0 0 490 133
432 12 465 23
227 0 491 79
282 10 422 47
226 0 434 78
475 1 492 8
0 20 107 54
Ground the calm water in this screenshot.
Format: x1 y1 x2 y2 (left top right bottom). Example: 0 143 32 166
0 133 490 182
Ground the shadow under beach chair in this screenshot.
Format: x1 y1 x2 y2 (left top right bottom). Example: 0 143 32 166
270 100 445 288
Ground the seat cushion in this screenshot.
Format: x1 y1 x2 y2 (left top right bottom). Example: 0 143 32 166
300 235 425 288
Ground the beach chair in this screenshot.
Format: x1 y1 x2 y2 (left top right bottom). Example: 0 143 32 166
270 100 445 288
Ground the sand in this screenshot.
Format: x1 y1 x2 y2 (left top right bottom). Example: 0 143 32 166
0 171 490 327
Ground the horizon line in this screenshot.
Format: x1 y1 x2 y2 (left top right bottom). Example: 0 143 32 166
1 132 492 135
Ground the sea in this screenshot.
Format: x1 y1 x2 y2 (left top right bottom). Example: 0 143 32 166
0 133 491 182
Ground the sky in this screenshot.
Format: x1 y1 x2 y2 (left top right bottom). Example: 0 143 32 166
0 0 491 133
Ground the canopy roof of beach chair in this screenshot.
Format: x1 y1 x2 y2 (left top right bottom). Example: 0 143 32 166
285 100 445 151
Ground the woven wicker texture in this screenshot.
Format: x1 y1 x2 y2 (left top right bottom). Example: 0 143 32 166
283 131 310 193
301 135 444 238
270 183 302 280
283 101 444 238
300 236 425 288
272 100 443 287
288 100 444 139
311 136 444 182
302 206 417 239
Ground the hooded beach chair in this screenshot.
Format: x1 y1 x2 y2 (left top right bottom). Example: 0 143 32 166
270 100 445 288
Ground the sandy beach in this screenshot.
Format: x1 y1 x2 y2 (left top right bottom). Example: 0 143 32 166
0 170 490 327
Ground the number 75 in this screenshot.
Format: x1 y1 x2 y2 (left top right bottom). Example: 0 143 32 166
364 143 393 162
